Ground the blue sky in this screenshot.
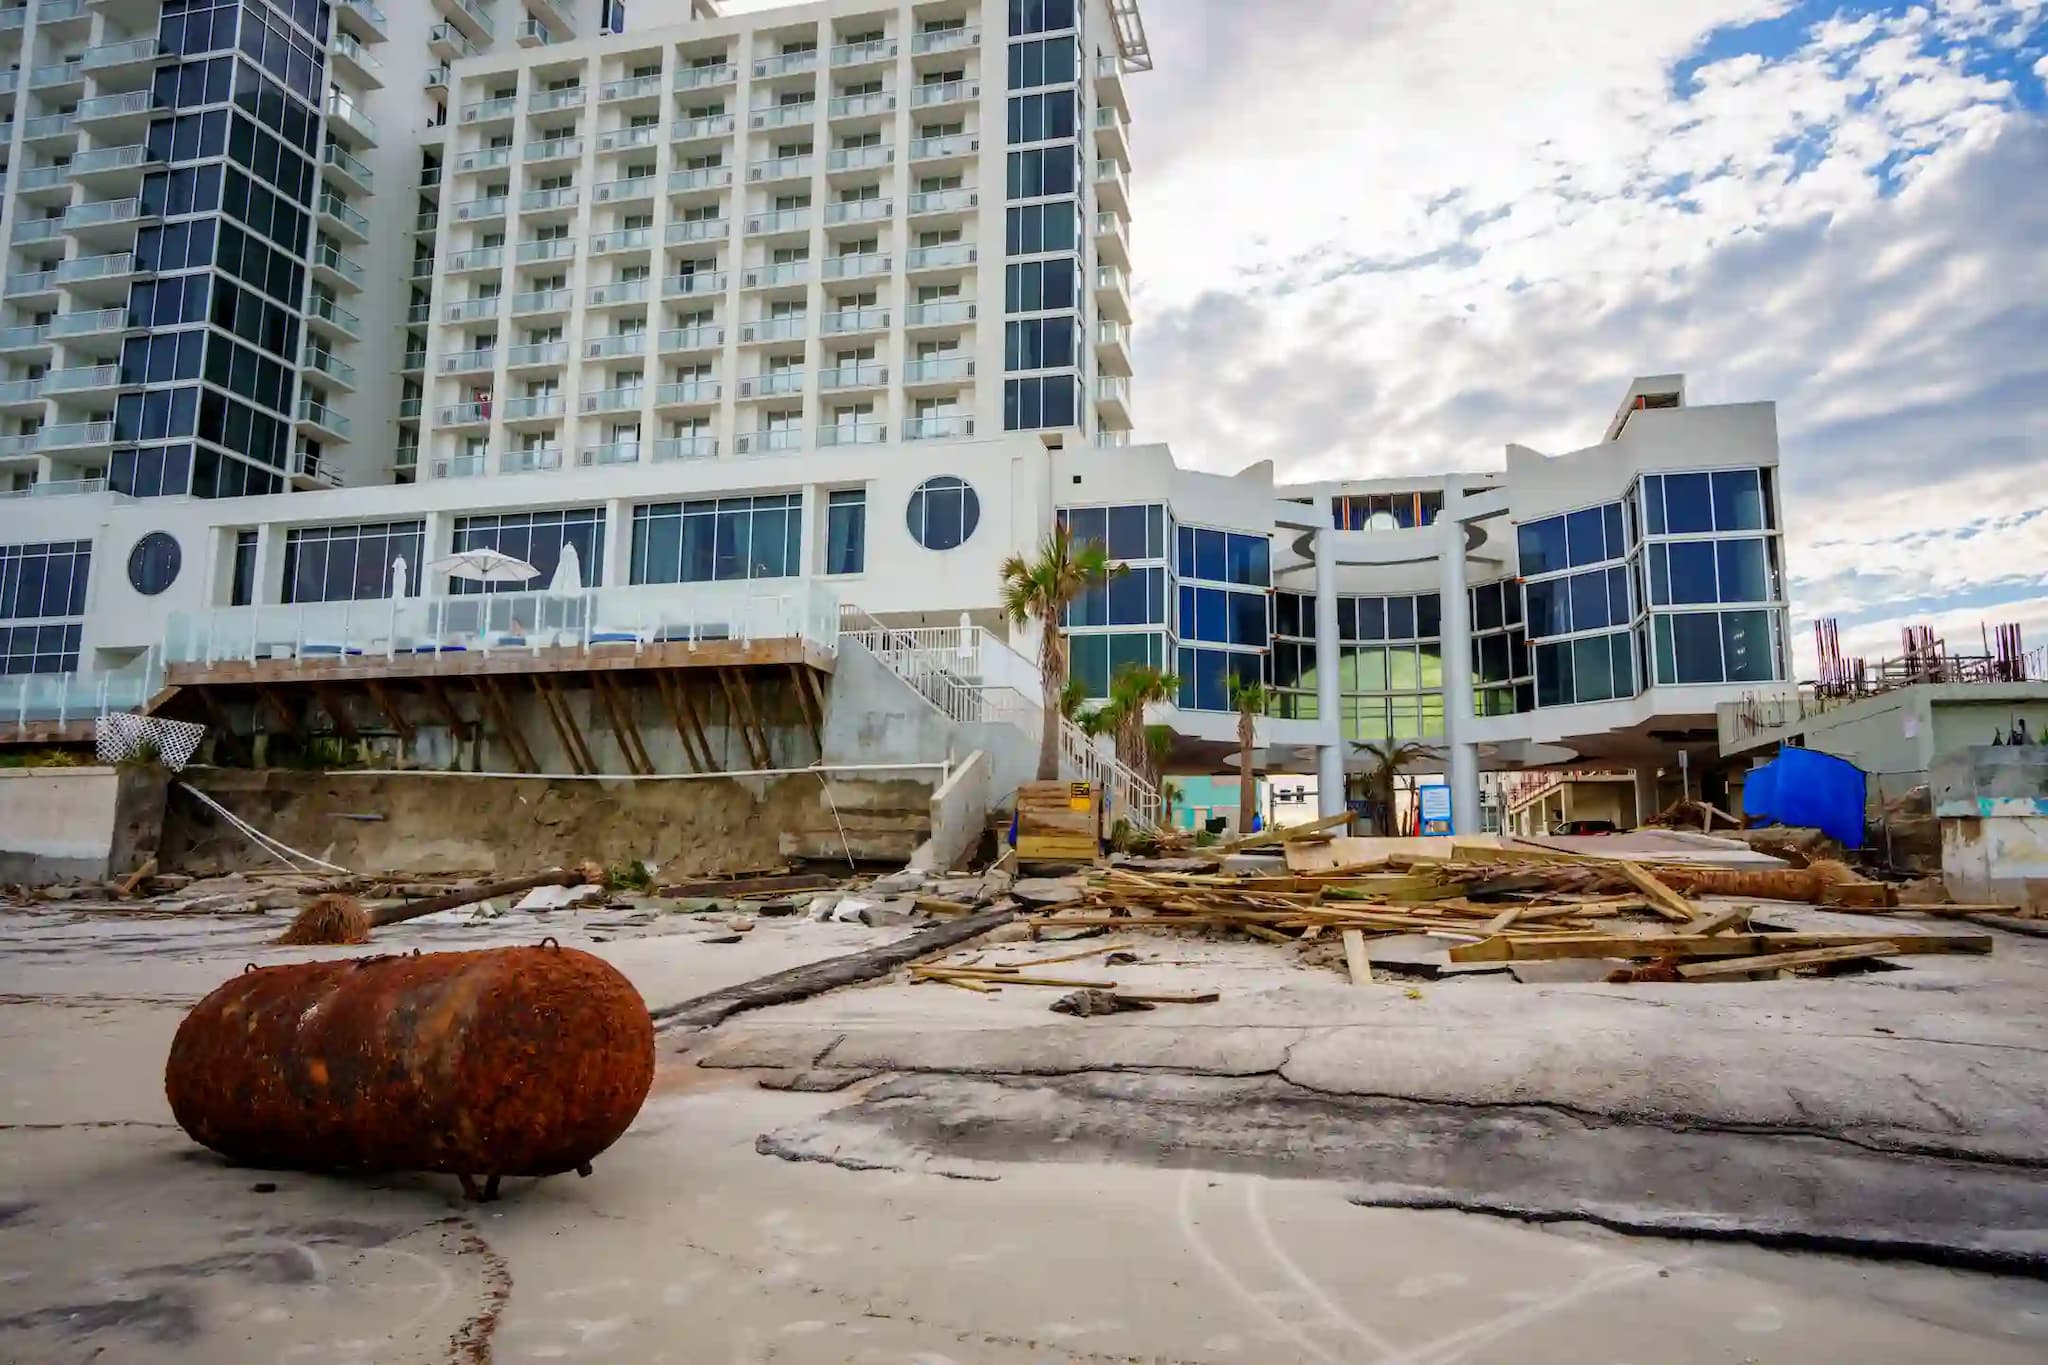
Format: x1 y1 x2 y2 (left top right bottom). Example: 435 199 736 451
1118 0 2047 676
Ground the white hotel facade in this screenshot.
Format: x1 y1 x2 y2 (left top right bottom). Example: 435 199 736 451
0 0 1794 827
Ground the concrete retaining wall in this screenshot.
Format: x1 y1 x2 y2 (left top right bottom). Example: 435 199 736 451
0 766 166 885
917 750 991 872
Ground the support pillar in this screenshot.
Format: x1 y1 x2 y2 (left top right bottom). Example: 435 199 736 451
1439 480 1481 837
1311 499 1346 819
1633 764 1661 827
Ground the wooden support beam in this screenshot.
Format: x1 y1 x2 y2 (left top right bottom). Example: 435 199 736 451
788 663 823 751
1677 941 1903 981
530 674 590 776
716 668 769 770
421 677 472 739
476 676 538 774
311 684 357 741
196 687 235 737
609 672 658 775
674 673 720 773
1449 930 1993 964
590 672 653 776
544 675 600 775
362 679 414 743
729 667 775 769
799 665 830 737
651 671 706 773
257 687 300 737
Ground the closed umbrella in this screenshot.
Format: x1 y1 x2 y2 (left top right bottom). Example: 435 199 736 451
547 542 582 594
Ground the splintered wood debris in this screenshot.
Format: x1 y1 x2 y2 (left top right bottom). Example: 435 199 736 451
1013 841 1997 986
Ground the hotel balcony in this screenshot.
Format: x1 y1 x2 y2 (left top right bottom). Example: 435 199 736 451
56 250 144 292
74 89 152 132
675 62 736 92
506 340 568 371
324 91 378 147
818 420 886 447
29 60 85 97
738 369 804 399
587 277 651 308
739 315 806 344
1096 53 1128 117
451 194 508 225
911 24 976 58
654 379 720 409
306 294 362 342
910 78 976 111
818 361 887 393
312 242 365 292
743 260 811 291
62 197 153 245
1096 208 1130 268
591 174 656 206
597 125 658 156
828 90 894 121
516 237 576 266
526 0 576 40
826 142 892 177
393 445 418 475
438 346 496 376
0 377 44 410
81 35 160 76
401 346 427 373
503 394 565 423
1096 375 1133 430
459 93 514 127
820 305 889 336
71 143 160 190
832 36 896 69
590 226 652 258
601 73 662 106
749 100 814 131
500 445 563 474
523 135 582 165
584 332 650 361
456 144 511 175
904 299 975 332
519 185 580 217
43 364 123 396
909 131 977 165
672 111 735 143
1096 318 1132 375
907 186 976 224
658 324 724 355
824 196 891 226
303 345 358 392
446 244 504 275
580 441 643 467
317 192 371 243
745 206 811 238
654 435 717 461
435 451 487 479
1094 264 1131 323
528 85 585 114
286 449 343 489
579 386 644 416
667 217 729 246
905 413 973 440
747 153 812 185
902 354 974 390
21 110 78 146
336 0 389 44
444 296 502 324
906 243 976 276
1094 104 1129 161
821 251 889 282
322 141 374 194
668 164 733 195
38 421 113 452
4 268 58 302
515 16 552 48
752 49 817 80
297 395 351 441
16 163 78 204
0 323 50 354
433 0 494 46
734 428 801 455
437 400 491 428
331 31 383 88
511 287 572 319
663 270 728 300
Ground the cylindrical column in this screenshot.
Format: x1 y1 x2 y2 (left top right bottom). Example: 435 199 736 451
1312 498 1346 818
1438 481 1481 837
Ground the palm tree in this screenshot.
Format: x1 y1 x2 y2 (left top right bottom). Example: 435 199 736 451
1099 663 1178 790
1353 738 1441 836
1229 678 1269 834
998 524 1118 781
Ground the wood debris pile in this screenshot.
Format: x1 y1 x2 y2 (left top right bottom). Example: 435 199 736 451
1021 844 1996 984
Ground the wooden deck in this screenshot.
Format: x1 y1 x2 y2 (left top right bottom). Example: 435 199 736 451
0 719 96 747
164 637 834 688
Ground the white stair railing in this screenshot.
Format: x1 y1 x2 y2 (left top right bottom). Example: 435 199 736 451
840 606 1163 830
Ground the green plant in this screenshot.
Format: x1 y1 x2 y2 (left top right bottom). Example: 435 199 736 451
1229 679 1270 833
998 524 1121 781
606 859 654 892
1193 829 1218 848
275 735 365 771
1352 739 1441 836
0 747 90 769
114 737 164 774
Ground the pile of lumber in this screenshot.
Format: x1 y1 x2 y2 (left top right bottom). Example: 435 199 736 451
1022 849 1994 983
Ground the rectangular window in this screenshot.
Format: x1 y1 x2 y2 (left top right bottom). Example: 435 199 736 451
826 489 865 575
631 495 802 585
448 510 604 596
280 522 425 604
0 541 92 621
1008 0 1077 40
230 529 257 606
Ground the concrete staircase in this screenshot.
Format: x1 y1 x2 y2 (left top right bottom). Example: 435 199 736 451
840 610 1164 830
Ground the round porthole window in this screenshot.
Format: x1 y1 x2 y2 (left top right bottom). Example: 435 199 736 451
906 476 981 552
127 532 181 596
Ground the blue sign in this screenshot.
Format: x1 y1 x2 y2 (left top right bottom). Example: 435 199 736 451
1419 784 1452 837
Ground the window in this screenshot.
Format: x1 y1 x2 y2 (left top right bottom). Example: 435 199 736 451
448 510 604 595
1007 90 1077 143
906 476 980 551
0 623 82 675
631 495 802 584
127 532 183 596
1647 538 1775 607
230 529 257 606
1071 631 1166 700
1004 258 1079 312
0 541 92 620
1653 609 1779 685
1005 200 1079 254
1008 0 1076 38
1005 316 1079 370
1174 527 1269 588
825 489 865 574
1003 375 1082 431
1643 468 1772 535
281 522 425 604
1176 646 1262 713
1005 146 1078 199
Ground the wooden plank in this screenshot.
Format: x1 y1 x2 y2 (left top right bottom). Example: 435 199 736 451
658 872 837 898
166 637 832 688
991 942 1138 969
476 676 538 774
1114 991 1220 1005
258 687 300 737
1677 942 1903 981
592 672 654 776
1231 810 1353 849
362 679 414 743
311 684 357 741
1611 861 1698 922
715 668 769 770
1450 930 1993 964
1341 929 1373 986
651 671 706 773
1683 905 1752 937
729 667 775 770
911 969 1118 988
421 677 471 739
798 665 831 743
609 672 658 775
1480 905 1522 935
548 676 601 775
787 663 823 751
530 674 590 776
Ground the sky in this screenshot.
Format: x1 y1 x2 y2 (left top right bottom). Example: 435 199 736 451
723 0 2047 678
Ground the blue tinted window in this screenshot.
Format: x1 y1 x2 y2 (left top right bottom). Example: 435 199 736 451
1526 579 1568 638
1604 502 1626 557
1716 538 1769 603
1711 469 1765 531
1354 595 1383 641
1573 634 1615 703
1662 472 1713 533
1065 504 1105 551
1608 565 1632 623
1612 630 1637 696
1106 504 1148 558
1191 528 1226 582
1417 593 1440 638
1565 507 1606 567
1195 648 1227 711
1175 523 1194 575
1177 584 1193 636
1194 586 1228 643
1518 516 1567 576
1229 592 1268 648
1569 571 1610 633
1668 540 1716 604
1072 633 1108 698
1106 567 1149 625
1643 475 1665 534
1723 609 1776 681
1225 533 1270 587
1387 595 1416 640
1536 641 1572 707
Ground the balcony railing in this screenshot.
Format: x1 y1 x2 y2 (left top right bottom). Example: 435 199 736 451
660 324 723 352
0 324 50 349
62 198 145 228
736 429 802 455
39 421 114 449
54 253 138 284
298 397 350 437
905 414 973 440
5 269 56 295
666 217 727 244
909 188 976 215
580 441 643 466
598 125 657 153
529 86 585 113
75 91 153 122
0 378 44 403
444 297 502 323
512 289 572 314
744 261 810 289
435 453 487 479
73 144 153 175
44 365 118 393
602 74 663 102
753 49 818 79
318 194 371 234
453 195 508 222
827 143 893 173
333 32 382 76
588 278 651 305
910 132 977 161
507 341 568 367
579 386 644 413
447 246 504 272
675 62 736 91
833 38 896 66
669 165 732 192
742 316 806 342
323 142 374 187
826 196 890 224
829 92 894 119
749 100 815 131
656 379 719 405
592 175 655 203
903 355 974 384
523 136 583 162
905 300 975 327
911 25 976 55
821 307 889 333
438 402 490 425
325 92 378 140
457 145 511 173
307 295 361 336
819 362 887 390
500 446 563 473
440 348 497 373
304 347 357 385
517 237 576 264
516 17 551 44
907 243 976 271
655 435 718 461
520 187 579 211
819 421 887 446
911 79 976 108
81 37 159 70
591 227 652 254
822 252 890 280
585 332 648 359
739 370 804 397
461 95 516 124
503 394 565 419
746 208 810 235
664 271 727 297
673 113 735 140
315 243 365 285
748 154 813 183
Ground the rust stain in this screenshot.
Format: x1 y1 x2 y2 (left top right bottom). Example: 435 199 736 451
164 947 654 1185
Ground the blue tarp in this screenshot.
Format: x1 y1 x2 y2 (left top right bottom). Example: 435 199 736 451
1742 748 1867 849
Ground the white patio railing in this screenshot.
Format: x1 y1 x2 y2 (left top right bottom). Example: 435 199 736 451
0 651 163 734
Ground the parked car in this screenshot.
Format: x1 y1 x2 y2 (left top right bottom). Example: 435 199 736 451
1550 819 1619 836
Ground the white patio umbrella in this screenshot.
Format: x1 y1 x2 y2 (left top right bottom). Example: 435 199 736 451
389 555 408 599
428 548 539 590
547 542 582 594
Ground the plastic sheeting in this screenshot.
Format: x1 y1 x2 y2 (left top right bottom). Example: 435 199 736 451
1742 747 1867 849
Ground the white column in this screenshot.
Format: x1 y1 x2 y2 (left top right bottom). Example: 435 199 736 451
602 498 633 588
1439 479 1481 837
1633 765 1661 827
1312 496 1346 818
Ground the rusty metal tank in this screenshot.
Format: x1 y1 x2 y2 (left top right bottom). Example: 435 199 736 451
165 944 654 1191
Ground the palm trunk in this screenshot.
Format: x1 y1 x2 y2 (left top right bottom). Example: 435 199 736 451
1036 625 1062 782
1238 711 1257 834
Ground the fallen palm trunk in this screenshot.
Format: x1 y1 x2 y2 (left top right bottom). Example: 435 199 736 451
277 864 602 945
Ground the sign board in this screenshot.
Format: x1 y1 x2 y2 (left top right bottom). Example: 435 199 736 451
1419 783 1453 837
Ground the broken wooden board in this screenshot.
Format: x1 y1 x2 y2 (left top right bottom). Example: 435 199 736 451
1677 941 1903 980
1449 930 1992 963
1610 861 1698 922
1341 929 1373 986
1682 905 1753 937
